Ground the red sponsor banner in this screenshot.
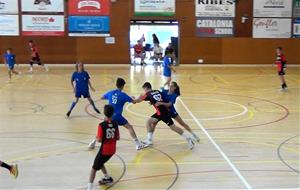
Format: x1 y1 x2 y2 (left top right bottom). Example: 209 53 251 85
68 0 110 15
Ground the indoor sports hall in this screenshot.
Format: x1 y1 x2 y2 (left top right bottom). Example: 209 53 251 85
0 0 299 190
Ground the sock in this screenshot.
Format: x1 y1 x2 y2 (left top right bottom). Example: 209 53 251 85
0 162 12 171
134 138 140 145
181 132 189 140
69 102 77 112
147 132 153 141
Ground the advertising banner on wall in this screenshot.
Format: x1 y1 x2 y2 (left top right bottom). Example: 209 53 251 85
0 0 18 14
69 0 110 15
21 0 64 13
195 0 235 17
196 17 234 37
293 18 300 38
253 0 292 17
253 18 291 38
0 15 19 36
134 0 175 16
294 0 300 17
68 16 110 36
22 15 65 36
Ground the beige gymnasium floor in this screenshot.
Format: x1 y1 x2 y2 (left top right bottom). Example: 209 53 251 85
0 65 299 190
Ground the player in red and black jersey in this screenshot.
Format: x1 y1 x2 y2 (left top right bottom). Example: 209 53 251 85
135 82 195 150
28 40 48 72
87 105 119 190
274 47 287 90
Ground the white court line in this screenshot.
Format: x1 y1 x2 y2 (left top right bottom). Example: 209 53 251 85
177 97 252 189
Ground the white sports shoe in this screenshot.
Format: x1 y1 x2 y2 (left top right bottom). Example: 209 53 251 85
86 183 93 190
141 139 153 146
187 137 195 150
88 139 96 150
193 134 200 143
136 143 149 150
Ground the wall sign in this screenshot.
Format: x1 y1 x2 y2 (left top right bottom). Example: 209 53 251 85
293 18 300 38
21 0 64 13
195 0 235 17
196 17 234 37
0 15 19 36
68 0 110 16
253 0 293 17
0 0 18 14
253 18 291 38
134 0 175 16
22 15 65 36
294 0 300 17
68 16 110 37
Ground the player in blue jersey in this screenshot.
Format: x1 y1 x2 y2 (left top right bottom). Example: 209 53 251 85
162 52 176 89
154 81 200 142
3 48 20 82
66 62 100 117
88 78 148 151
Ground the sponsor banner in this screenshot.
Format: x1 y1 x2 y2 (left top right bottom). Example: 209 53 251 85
293 18 300 38
253 0 292 17
68 16 110 37
0 15 19 36
69 0 110 15
21 0 64 13
196 17 234 37
253 18 291 38
0 0 18 14
294 0 300 17
22 15 65 36
134 0 175 16
195 0 235 17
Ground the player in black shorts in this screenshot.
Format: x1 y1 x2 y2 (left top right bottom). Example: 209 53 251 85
135 82 195 149
86 105 119 190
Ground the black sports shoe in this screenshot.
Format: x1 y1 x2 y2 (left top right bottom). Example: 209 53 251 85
95 108 101 114
66 111 71 117
99 177 114 185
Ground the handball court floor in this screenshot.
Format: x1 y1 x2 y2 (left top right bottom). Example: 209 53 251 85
0 65 299 190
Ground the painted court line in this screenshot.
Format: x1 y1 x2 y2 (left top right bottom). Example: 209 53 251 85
177 97 253 189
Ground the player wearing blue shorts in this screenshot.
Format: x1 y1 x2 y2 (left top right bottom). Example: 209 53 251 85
88 78 148 150
154 82 200 142
66 62 100 117
162 52 176 89
3 48 19 82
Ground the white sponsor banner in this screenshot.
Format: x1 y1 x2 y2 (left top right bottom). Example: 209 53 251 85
253 0 292 17
21 0 64 12
0 15 19 36
134 0 175 16
195 0 235 17
22 15 65 36
253 18 291 38
0 0 18 14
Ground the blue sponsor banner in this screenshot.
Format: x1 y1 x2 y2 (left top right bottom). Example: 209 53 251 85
68 16 110 37
294 18 300 38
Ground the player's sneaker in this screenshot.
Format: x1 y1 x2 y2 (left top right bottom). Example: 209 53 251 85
86 183 93 190
29 67 33 73
141 139 153 146
99 177 114 185
66 111 71 117
187 137 195 150
136 143 149 150
88 139 96 150
10 164 18 179
193 134 200 142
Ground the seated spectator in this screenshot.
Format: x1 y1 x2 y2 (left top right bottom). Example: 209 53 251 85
152 44 163 61
133 40 146 65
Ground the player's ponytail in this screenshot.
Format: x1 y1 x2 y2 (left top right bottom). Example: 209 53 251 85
172 81 181 96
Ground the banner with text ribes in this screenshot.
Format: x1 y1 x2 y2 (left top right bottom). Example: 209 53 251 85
253 18 291 38
134 0 175 16
195 0 235 17
253 0 293 17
